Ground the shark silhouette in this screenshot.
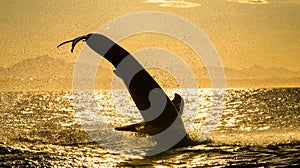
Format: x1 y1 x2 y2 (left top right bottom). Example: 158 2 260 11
58 33 196 148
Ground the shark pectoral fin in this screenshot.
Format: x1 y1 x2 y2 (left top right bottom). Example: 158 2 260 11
172 93 184 115
115 122 144 132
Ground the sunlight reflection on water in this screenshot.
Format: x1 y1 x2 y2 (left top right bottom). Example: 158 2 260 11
0 88 299 166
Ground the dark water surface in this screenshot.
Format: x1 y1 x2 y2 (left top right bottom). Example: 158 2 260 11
0 88 299 167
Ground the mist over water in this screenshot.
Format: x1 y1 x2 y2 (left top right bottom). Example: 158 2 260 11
0 88 299 167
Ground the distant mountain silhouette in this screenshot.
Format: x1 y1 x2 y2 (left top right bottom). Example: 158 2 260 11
224 66 300 79
0 55 113 91
4 55 73 79
0 55 299 91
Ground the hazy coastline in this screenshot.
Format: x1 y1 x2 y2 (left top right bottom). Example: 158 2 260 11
0 55 299 91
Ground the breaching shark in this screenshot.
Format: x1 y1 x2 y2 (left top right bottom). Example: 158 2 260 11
58 33 196 148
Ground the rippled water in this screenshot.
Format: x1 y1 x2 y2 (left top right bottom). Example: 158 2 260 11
0 88 299 167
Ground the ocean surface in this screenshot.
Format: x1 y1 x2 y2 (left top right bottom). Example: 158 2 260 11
0 88 299 167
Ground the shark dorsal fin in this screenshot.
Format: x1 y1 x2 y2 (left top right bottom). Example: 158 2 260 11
113 70 121 78
172 93 184 115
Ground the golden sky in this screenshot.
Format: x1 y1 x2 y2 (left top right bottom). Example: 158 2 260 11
0 0 299 72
